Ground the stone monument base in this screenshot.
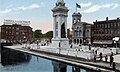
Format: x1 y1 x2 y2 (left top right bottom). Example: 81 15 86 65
51 38 70 48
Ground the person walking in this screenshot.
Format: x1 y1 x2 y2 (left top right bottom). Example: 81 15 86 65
59 42 61 54
99 52 102 61
105 55 108 62
110 56 114 66
70 44 73 48
94 55 96 62
112 62 116 71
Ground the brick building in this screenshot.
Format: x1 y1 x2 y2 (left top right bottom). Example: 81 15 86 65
92 17 120 47
1 19 32 43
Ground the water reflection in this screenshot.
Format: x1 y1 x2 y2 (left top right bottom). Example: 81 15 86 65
1 47 97 72
52 61 96 72
1 47 31 66
52 61 67 72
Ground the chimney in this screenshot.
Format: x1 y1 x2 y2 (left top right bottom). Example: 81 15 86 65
96 20 97 22
117 18 119 20
106 17 108 21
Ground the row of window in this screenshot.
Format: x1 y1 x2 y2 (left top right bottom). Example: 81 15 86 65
74 30 90 37
94 22 120 28
94 30 120 34
2 31 28 35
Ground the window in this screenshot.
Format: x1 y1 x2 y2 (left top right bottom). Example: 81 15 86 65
9 27 11 29
77 27 79 29
6 27 8 29
6 31 8 34
16 27 19 30
16 32 19 35
114 23 116 27
79 30 81 36
118 22 120 27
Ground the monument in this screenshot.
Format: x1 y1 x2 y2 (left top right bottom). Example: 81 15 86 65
51 0 69 48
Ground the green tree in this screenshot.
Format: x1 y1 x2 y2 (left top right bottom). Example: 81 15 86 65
33 30 43 39
44 31 53 39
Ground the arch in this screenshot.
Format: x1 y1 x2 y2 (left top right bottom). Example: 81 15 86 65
74 39 76 44
61 22 66 38
77 39 79 44
79 30 81 36
80 39 82 44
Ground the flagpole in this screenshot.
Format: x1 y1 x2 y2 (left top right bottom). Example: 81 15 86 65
75 5 77 13
76 6 77 13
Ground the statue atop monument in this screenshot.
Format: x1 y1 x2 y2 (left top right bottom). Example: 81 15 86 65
56 0 65 6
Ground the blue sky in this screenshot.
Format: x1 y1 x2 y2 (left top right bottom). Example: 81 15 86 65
0 0 120 33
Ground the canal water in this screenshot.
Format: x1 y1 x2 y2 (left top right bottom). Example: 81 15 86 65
1 47 96 72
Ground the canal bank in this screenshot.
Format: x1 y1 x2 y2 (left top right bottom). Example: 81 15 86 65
1 47 97 72
4 45 120 72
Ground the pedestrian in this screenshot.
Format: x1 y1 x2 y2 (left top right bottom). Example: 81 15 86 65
59 42 61 47
70 44 73 48
89 45 91 50
111 52 113 56
95 50 97 55
110 56 114 66
112 62 116 71
94 55 96 62
105 55 108 62
99 52 102 61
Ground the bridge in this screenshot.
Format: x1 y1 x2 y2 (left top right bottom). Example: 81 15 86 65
4 45 120 72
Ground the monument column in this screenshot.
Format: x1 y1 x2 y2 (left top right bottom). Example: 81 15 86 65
51 0 69 48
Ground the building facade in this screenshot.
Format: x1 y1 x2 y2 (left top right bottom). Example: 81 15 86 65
72 12 92 45
1 19 32 43
92 17 120 47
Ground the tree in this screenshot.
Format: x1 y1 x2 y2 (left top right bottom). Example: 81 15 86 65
33 30 42 39
44 31 53 39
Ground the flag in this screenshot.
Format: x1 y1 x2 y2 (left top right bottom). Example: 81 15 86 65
76 3 81 8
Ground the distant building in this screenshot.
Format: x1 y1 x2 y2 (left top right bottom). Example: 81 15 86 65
92 17 120 47
72 12 92 45
1 19 32 43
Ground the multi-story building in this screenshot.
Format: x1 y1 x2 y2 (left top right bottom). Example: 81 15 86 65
72 12 92 45
1 19 32 43
92 17 120 47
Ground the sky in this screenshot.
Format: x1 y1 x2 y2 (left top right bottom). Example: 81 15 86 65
0 0 120 33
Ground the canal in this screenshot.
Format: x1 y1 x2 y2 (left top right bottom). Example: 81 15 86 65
1 47 97 72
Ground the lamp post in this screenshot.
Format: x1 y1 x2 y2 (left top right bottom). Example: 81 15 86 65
24 36 26 48
113 37 119 48
89 41 91 50
84 40 86 46
113 41 117 48
59 41 61 54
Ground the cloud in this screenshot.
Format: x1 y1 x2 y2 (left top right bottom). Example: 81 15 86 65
0 9 12 14
0 3 42 15
15 3 40 11
79 2 92 8
82 3 119 13
82 5 101 13
112 3 119 9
